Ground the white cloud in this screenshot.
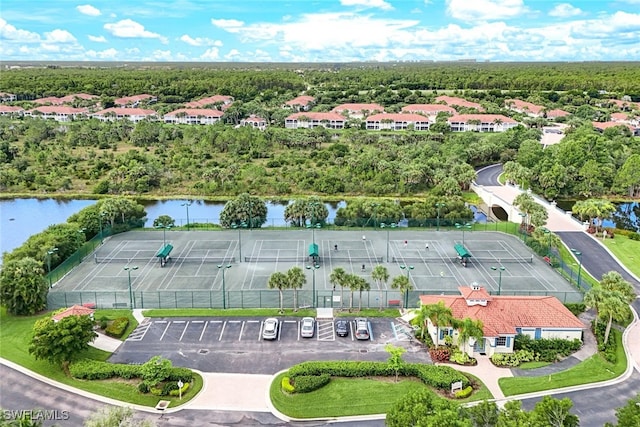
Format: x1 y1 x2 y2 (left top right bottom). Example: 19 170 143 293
0 18 40 42
200 47 219 60
224 49 241 60
88 35 107 42
44 29 76 43
211 18 245 33
76 4 101 17
179 34 222 47
549 3 583 18
446 0 527 22
104 19 168 43
340 0 394 11
86 48 118 59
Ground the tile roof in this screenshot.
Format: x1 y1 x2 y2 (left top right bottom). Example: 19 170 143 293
546 109 569 118
401 104 456 114
29 106 89 114
114 94 156 105
94 107 157 116
0 105 24 113
242 115 266 123
33 96 64 105
611 112 630 122
59 93 98 103
435 96 485 111
505 99 545 115
592 121 634 131
285 95 315 106
448 114 517 124
332 103 385 113
164 108 224 118
185 95 233 108
366 113 431 122
286 111 345 121
52 304 95 322
419 286 584 337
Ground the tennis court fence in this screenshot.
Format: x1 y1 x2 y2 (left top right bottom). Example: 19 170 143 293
244 256 384 263
391 255 533 264
94 255 236 264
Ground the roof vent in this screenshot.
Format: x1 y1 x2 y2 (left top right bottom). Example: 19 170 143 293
471 282 480 291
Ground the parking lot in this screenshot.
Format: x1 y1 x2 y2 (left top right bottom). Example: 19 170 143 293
109 316 431 373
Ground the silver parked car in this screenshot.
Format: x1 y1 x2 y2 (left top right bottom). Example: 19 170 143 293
354 317 370 340
262 318 279 340
300 317 315 338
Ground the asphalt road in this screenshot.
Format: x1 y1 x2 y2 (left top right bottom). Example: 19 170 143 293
475 164 503 186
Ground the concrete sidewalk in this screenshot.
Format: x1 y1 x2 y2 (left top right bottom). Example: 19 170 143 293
443 356 511 400
184 372 272 412
90 332 122 353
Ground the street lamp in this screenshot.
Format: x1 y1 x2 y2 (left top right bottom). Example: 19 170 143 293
98 212 106 244
181 201 192 230
217 264 232 309
381 222 397 262
518 212 527 238
231 221 247 263
46 247 58 287
455 222 472 247
155 225 171 247
491 266 506 295
571 249 583 289
541 227 552 257
306 264 320 308
399 264 414 308
435 203 446 231
124 266 138 308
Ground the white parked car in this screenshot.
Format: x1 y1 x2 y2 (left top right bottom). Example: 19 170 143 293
262 318 279 340
300 317 315 338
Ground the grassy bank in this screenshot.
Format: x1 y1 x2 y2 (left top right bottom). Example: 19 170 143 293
0 308 201 407
603 235 640 279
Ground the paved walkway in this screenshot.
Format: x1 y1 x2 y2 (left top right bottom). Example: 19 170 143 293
185 372 272 412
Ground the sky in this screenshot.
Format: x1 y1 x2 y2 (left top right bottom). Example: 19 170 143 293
1 0 639 62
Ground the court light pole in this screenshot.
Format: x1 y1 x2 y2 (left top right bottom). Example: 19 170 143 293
541 227 552 257
46 247 58 288
380 222 397 263
491 266 505 295
306 264 320 308
455 222 472 247
217 264 232 309
399 264 414 308
98 212 106 244
232 221 247 263
571 249 583 289
307 223 321 246
181 201 192 230
435 203 446 231
124 266 138 308
155 225 171 247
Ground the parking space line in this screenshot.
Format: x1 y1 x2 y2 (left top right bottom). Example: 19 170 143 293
179 321 190 341
239 321 245 341
218 321 226 341
368 320 374 341
155 320 167 323
258 321 264 341
159 321 171 341
198 321 208 341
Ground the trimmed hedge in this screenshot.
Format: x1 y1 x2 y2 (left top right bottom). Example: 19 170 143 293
291 374 331 393
491 350 536 367
286 361 469 391
105 317 129 338
454 386 473 399
70 359 193 382
592 321 618 364
514 335 582 362
169 382 190 397
281 377 295 393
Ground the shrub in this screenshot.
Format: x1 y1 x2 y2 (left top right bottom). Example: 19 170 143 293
165 367 194 382
291 374 331 393
281 377 295 393
592 321 617 363
162 382 178 396
629 232 640 241
70 359 194 384
105 317 129 338
449 349 474 365
138 382 149 393
564 303 586 317
169 382 190 397
454 386 473 399
514 334 582 361
428 346 451 363
491 350 536 367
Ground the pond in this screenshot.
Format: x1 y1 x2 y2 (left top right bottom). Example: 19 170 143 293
555 201 639 232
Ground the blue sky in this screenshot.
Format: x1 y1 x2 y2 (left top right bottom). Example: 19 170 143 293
1 0 639 62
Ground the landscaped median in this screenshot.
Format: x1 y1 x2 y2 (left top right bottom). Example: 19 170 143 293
0 307 202 408
269 360 493 419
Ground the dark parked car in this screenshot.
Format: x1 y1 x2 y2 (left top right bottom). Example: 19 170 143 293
335 319 349 337
354 318 370 340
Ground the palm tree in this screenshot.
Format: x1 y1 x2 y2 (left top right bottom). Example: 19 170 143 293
599 290 630 344
412 301 454 346
390 275 413 310
585 271 635 343
353 276 371 311
268 272 288 314
371 265 389 311
286 267 306 312
456 317 484 356
329 267 347 310
345 273 359 312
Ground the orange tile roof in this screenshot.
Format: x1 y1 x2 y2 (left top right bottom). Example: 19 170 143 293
419 287 584 337
546 109 569 118
401 104 456 114
114 94 156 105
435 96 484 111
285 95 315 106
332 103 385 113
366 113 431 122
52 304 95 322
505 99 545 114
165 108 224 118
0 105 24 113
30 106 89 114
592 121 634 131
94 107 157 116
185 95 233 108
286 111 345 121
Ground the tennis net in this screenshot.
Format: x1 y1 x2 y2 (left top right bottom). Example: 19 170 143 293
95 255 236 264
244 256 310 263
392 255 533 264
327 256 384 263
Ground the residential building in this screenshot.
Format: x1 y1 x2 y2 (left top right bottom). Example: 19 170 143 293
435 95 485 112
602 99 639 111
401 104 456 119
33 96 65 105
114 94 157 108
545 109 570 120
0 92 17 102
419 285 584 357
239 115 267 130
0 105 24 116
185 95 234 109
164 108 223 125
505 99 545 117
448 114 518 132
93 107 157 123
592 121 637 134
284 112 345 129
331 103 384 119
365 113 431 131
58 93 99 104
284 95 315 111
25 106 89 122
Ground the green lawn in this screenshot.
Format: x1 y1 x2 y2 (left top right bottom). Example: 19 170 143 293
603 235 640 279
0 308 201 407
517 361 551 370
94 309 138 340
499 329 626 396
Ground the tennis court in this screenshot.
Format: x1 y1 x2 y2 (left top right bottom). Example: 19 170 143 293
48 229 581 309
